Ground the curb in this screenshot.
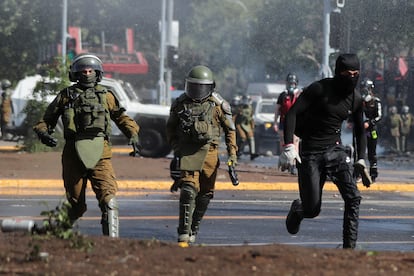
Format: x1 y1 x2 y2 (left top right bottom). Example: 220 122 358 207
1 179 414 196
1 146 414 194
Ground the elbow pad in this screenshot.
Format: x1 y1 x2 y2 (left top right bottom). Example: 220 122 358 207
225 114 236 130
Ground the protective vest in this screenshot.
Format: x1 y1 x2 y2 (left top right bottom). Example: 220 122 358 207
177 98 220 145
62 85 111 140
237 105 253 125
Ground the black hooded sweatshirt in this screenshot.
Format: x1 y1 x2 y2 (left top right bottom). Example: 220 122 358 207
283 54 366 160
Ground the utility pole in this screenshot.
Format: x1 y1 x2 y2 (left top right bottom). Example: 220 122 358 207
158 0 177 106
61 0 68 66
321 0 344 78
165 0 174 107
158 0 167 105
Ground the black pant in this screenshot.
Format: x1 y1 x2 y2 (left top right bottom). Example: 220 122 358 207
298 144 362 248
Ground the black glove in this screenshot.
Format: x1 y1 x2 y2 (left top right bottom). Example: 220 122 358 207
170 156 181 180
128 135 142 157
170 181 182 193
37 131 58 147
169 156 181 193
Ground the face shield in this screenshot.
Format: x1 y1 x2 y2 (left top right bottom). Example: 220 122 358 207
185 82 213 101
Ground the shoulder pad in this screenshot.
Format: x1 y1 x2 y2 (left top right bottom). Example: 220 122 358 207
177 93 188 102
211 92 231 115
95 84 108 93
211 92 224 104
221 100 232 115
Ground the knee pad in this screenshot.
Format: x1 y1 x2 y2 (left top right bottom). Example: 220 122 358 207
180 183 196 203
101 197 119 237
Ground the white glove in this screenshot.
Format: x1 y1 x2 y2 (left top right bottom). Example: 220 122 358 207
278 144 301 172
354 159 372 187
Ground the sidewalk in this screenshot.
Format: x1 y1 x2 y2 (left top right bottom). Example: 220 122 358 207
1 140 414 195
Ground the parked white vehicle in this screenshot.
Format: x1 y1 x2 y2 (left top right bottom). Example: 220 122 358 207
252 98 280 156
11 75 172 157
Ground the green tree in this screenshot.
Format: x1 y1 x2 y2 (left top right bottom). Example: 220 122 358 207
249 0 323 81
23 57 70 152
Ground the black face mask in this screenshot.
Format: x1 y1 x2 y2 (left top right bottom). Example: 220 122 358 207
334 74 359 94
79 71 97 88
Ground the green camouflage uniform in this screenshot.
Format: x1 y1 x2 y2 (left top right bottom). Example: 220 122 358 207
166 91 237 242
1 88 13 135
33 84 139 236
400 112 413 152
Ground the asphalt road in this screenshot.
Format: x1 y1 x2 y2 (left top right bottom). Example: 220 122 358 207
1 140 413 252
1 189 413 252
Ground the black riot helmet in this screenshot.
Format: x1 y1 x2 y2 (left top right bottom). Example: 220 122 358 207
241 94 252 106
360 78 374 91
231 95 241 106
185 65 215 101
1 79 11 90
286 73 298 94
69 54 104 82
360 78 374 102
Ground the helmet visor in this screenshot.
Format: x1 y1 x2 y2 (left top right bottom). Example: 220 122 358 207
185 82 213 101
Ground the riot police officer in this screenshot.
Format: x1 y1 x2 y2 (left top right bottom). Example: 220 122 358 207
400 105 413 153
33 54 141 237
234 94 259 160
166 65 237 246
1 79 13 139
360 78 382 182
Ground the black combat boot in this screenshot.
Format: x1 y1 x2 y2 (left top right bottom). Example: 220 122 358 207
286 199 304 234
369 164 378 182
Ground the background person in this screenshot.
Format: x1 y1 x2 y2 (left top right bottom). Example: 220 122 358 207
400 105 413 154
234 94 259 160
360 78 382 182
274 73 302 174
1 79 13 139
166 65 237 246
33 54 141 237
387 105 402 154
280 53 372 249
